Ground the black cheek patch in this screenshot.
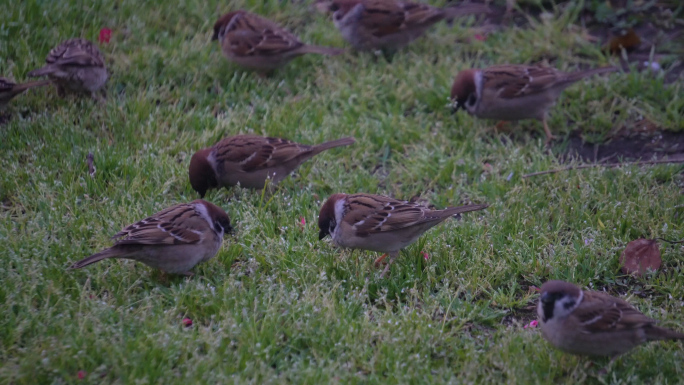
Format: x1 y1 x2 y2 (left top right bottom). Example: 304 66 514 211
563 300 576 310
542 302 554 322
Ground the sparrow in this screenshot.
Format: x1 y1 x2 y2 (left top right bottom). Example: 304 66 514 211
212 10 343 74
189 135 355 197
28 38 108 99
0 77 51 108
318 193 488 277
68 200 232 275
316 0 490 52
451 64 618 144
538 280 684 357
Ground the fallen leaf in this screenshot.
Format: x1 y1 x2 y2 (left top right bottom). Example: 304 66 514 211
98 28 112 44
619 238 661 276
606 28 641 55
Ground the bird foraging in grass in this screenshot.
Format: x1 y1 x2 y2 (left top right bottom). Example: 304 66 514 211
318 193 488 277
316 0 490 52
69 200 232 276
451 64 618 144
538 280 684 358
189 135 355 197
28 38 108 100
212 10 343 75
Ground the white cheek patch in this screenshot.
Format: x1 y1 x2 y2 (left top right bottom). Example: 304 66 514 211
207 151 219 174
474 70 484 102
334 199 345 235
555 291 583 319
194 203 214 231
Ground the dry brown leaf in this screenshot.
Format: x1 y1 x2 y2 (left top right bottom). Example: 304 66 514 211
619 238 661 276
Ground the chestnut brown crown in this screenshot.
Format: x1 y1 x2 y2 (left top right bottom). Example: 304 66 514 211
189 148 218 198
318 193 346 240
450 69 477 111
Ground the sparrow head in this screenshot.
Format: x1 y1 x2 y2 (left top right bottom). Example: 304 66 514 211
195 199 233 236
189 148 218 198
538 280 583 323
212 11 243 41
326 0 359 23
318 193 346 240
450 69 478 113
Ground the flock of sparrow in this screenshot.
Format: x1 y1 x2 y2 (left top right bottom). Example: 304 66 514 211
3 0 682 367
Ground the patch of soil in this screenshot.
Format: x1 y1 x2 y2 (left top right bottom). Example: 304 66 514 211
500 304 537 326
562 130 684 162
470 0 683 83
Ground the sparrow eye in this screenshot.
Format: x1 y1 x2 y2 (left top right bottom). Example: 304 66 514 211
330 4 339 11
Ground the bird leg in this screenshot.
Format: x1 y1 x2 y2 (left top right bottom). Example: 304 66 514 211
373 253 388 267
378 253 398 278
542 117 557 145
494 120 512 134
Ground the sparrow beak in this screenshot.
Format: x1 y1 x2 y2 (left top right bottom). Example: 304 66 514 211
318 230 328 240
211 32 218 41
540 292 552 304
450 102 461 115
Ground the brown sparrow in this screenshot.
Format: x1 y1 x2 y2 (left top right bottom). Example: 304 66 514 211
189 135 355 197
212 10 343 74
68 200 232 275
317 0 490 52
318 193 488 277
28 38 108 99
0 77 51 107
538 280 684 357
451 64 618 143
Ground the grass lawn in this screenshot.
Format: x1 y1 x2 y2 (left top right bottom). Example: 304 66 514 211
1 0 683 383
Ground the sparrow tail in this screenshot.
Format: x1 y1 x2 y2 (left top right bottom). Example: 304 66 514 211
68 248 120 270
299 45 345 56
443 4 491 21
12 79 52 93
442 203 489 217
27 66 55 78
646 326 684 341
312 137 356 155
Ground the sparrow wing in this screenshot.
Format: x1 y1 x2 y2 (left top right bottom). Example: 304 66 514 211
111 203 205 246
356 0 407 38
345 194 451 236
482 65 565 99
396 1 445 30
214 136 314 172
46 38 105 68
224 12 304 56
575 291 655 333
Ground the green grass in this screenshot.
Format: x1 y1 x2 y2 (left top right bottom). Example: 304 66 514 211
1 0 683 383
